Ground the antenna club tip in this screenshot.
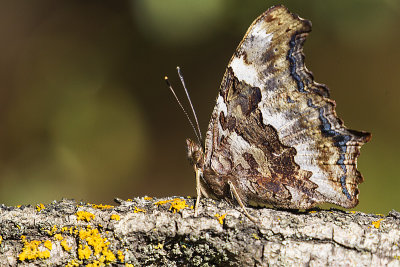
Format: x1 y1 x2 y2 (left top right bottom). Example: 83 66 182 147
164 76 169 80
176 66 180 70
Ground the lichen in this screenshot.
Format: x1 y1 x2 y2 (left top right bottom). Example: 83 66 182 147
117 250 125 263
215 213 227 225
133 207 146 213
18 236 52 261
66 259 81 267
46 225 58 236
54 234 63 241
77 226 116 263
101 248 116 262
43 240 52 250
252 233 260 240
76 211 95 222
36 203 45 212
372 219 384 229
92 204 114 210
87 260 100 267
155 198 189 213
110 214 120 221
78 244 92 260
154 243 164 249
61 240 72 252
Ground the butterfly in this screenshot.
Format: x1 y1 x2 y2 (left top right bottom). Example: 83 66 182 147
169 5 371 221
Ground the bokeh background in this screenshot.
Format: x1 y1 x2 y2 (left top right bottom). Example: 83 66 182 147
0 0 398 214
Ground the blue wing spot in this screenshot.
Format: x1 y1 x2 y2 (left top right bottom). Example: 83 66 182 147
307 99 353 200
287 35 305 93
340 175 352 200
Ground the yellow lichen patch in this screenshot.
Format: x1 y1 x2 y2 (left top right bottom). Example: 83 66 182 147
43 240 52 250
376 213 385 217
154 243 164 249
16 205 21 208
117 250 125 263
54 234 63 241
252 233 260 240
154 199 171 206
92 204 114 210
66 259 81 267
350 211 357 214
61 240 72 252
18 239 51 261
36 203 45 212
372 218 384 229
133 206 146 213
68 226 76 235
61 227 68 232
46 225 58 236
78 244 92 260
125 264 134 267
110 214 120 221
169 199 188 213
0 235 2 245
102 249 116 262
144 196 153 200
127 199 133 202
87 260 100 267
76 211 95 222
215 213 227 225
78 226 116 264
154 198 188 213
309 210 316 214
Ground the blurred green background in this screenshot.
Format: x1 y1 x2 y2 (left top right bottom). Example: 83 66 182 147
0 0 398 214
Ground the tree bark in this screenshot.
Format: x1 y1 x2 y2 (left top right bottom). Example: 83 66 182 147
0 197 399 266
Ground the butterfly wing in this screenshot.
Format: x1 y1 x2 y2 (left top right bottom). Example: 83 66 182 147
202 5 371 209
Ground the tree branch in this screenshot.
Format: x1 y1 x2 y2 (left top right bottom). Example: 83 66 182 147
0 197 399 266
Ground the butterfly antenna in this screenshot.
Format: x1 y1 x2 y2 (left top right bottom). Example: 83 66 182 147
176 66 203 142
164 76 202 145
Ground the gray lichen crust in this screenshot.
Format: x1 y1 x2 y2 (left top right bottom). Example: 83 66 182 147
0 198 399 266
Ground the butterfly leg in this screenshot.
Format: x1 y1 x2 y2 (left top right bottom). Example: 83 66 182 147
228 181 259 223
194 167 202 217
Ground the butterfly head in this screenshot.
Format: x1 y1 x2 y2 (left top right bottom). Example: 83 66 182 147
186 138 205 170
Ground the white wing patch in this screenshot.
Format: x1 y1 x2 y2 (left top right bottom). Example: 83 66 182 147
230 56 262 88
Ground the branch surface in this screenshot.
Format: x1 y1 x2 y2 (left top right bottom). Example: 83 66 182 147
0 197 399 266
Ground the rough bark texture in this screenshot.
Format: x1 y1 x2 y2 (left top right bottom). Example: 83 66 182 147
0 197 399 266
